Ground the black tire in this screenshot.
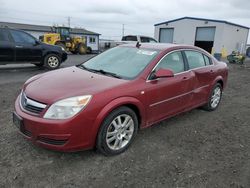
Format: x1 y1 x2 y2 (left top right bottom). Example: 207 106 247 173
96 106 138 156
87 47 92 54
203 83 222 111
77 43 87 55
44 54 61 70
71 50 78 54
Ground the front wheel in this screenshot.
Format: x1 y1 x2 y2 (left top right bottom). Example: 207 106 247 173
203 83 222 111
96 106 138 156
44 54 61 70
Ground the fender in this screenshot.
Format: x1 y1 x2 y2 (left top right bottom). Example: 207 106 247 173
212 75 224 89
89 96 146 146
205 75 224 101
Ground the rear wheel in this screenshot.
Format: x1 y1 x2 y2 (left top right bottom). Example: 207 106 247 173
203 83 222 111
87 47 92 54
44 54 61 70
77 43 87 55
96 106 138 156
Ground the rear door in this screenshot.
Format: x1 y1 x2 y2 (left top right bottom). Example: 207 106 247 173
9 29 42 62
0 28 15 63
146 51 195 124
184 50 214 106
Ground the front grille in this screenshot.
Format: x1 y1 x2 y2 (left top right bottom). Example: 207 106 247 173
20 92 47 115
37 137 67 146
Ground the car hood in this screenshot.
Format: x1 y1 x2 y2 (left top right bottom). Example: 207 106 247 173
23 66 128 104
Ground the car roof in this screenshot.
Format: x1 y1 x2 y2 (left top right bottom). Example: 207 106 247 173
120 43 199 51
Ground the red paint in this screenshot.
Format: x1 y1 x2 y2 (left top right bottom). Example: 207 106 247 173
14 44 228 152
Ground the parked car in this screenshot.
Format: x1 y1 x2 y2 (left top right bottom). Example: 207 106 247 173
121 35 158 43
99 35 157 51
13 43 228 155
0 27 67 69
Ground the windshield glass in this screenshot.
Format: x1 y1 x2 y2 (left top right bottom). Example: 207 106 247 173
82 47 159 79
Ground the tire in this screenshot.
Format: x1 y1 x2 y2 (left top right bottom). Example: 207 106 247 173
71 50 78 54
203 83 222 111
87 47 92 54
96 106 138 156
56 42 66 51
44 54 61 70
77 43 87 55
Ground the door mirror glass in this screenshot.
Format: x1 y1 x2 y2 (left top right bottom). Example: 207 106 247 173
154 68 174 78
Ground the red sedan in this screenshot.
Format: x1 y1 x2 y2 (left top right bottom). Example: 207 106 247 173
13 43 228 155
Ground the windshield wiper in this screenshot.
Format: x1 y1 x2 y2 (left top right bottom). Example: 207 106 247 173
94 69 122 79
77 65 122 79
77 65 98 73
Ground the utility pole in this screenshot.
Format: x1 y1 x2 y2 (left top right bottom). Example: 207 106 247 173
122 24 125 37
67 17 71 28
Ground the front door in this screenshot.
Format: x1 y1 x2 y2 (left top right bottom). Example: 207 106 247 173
145 51 195 124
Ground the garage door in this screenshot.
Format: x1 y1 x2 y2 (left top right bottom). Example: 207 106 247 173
159 28 174 43
195 27 215 41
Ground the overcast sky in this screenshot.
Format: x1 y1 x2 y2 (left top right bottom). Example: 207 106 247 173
0 0 250 42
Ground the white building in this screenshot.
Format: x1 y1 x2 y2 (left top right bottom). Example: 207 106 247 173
0 21 100 52
154 17 249 57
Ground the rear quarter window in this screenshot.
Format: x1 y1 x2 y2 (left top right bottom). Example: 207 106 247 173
185 51 206 69
203 54 212 65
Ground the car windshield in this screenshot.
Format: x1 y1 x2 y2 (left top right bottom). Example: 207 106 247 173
81 47 159 79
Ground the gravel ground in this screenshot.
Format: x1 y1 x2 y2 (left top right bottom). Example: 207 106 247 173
0 56 250 188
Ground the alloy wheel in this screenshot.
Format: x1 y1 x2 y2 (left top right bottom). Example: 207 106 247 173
48 56 59 68
211 86 222 108
106 114 134 151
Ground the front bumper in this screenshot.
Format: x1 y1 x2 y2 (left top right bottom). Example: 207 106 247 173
14 95 96 152
61 52 68 62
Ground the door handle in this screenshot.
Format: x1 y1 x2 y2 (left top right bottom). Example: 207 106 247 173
210 70 214 73
15 45 23 48
183 76 188 80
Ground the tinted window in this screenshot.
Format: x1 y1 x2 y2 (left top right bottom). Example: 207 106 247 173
155 51 184 74
10 30 36 44
0 29 10 42
83 47 159 79
203 54 212 65
122 36 137 41
140 37 157 43
185 51 206 69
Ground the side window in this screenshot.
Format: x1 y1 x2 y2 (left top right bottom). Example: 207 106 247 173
148 38 157 43
155 51 185 74
203 54 212 65
0 29 10 42
185 51 206 69
10 30 36 44
122 36 137 41
140 37 149 43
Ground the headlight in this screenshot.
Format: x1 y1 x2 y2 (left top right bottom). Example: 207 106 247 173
44 95 92 120
61 47 65 51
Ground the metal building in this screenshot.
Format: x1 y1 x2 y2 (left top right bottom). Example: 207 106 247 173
154 17 249 57
0 21 100 52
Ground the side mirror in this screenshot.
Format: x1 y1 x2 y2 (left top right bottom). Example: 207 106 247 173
154 68 174 79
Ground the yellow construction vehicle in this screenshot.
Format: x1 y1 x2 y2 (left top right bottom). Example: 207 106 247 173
40 26 88 54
